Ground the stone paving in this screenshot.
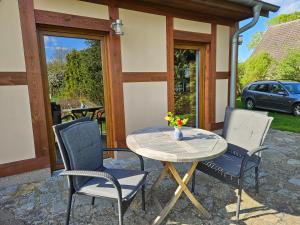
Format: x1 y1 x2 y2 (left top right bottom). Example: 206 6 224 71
0 129 299 225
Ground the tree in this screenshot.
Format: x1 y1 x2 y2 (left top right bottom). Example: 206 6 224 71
60 40 103 106
47 48 69 98
239 52 274 88
237 62 245 94
247 31 264 50
47 60 65 98
274 49 300 80
267 11 300 26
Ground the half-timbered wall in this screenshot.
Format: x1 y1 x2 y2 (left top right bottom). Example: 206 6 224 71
120 9 168 134
0 0 35 165
174 18 211 34
33 0 109 19
0 0 234 177
216 25 230 123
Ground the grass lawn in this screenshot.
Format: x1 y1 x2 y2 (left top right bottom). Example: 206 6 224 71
236 98 300 133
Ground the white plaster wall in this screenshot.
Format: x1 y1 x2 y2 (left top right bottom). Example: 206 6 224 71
215 79 228 123
174 18 211 34
120 9 167 72
33 0 109 19
216 25 230 72
0 86 35 164
0 0 26 72
123 82 168 135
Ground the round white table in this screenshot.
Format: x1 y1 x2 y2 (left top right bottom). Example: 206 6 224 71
126 126 228 225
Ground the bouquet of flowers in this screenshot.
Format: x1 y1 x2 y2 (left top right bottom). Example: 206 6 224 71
164 112 188 129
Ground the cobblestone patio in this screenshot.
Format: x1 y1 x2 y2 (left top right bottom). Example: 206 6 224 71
0 129 299 225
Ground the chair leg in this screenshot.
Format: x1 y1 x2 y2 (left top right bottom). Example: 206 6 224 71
142 185 146 211
236 182 243 221
65 190 73 225
100 122 103 134
91 197 95 206
255 167 259 194
118 201 124 225
191 171 196 193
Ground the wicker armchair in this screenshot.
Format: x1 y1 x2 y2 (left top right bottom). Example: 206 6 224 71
53 118 147 225
192 107 273 220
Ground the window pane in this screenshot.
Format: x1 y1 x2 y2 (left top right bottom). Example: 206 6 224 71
255 84 269 92
270 84 285 94
249 84 257 90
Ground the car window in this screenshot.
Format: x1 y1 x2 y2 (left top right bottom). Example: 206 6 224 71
284 83 300 94
249 84 257 90
255 84 269 92
270 84 285 94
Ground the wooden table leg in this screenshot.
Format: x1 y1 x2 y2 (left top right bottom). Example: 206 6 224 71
167 162 210 218
151 162 210 225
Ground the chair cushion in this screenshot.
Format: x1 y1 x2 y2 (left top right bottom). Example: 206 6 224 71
77 168 147 200
60 121 104 190
199 152 259 178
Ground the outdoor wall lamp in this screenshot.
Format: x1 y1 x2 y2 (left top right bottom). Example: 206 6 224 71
111 19 124 36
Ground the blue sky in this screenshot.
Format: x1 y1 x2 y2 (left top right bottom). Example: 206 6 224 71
44 0 300 63
44 36 88 62
239 0 300 62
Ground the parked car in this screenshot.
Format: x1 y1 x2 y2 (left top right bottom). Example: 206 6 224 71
241 80 300 116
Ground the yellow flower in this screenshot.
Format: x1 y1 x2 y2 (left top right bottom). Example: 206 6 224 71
182 118 189 125
164 116 170 121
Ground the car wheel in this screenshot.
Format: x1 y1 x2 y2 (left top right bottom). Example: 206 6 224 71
293 103 300 116
245 98 255 110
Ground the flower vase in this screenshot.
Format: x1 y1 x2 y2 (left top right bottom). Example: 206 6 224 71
173 127 183 141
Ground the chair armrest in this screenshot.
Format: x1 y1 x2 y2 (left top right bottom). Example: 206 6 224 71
247 145 269 156
239 146 268 177
103 148 144 171
60 170 122 197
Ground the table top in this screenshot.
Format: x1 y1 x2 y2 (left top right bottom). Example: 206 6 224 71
126 126 228 163
62 106 103 113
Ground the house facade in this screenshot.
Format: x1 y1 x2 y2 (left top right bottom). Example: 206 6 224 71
0 0 278 181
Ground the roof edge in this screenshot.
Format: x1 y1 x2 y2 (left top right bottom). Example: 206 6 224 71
228 0 280 13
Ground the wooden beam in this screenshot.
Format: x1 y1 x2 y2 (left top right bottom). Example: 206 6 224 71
167 16 175 113
216 72 230 79
202 24 216 131
35 9 111 31
122 72 167 82
0 156 50 177
0 72 27 85
211 122 224 130
174 30 211 43
107 6 126 148
18 0 50 159
211 24 217 128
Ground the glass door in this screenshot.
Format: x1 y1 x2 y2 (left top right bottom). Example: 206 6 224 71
174 45 204 128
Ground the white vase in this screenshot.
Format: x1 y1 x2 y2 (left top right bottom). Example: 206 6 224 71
173 127 183 141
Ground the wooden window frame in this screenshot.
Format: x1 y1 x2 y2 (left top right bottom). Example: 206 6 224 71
167 17 217 130
173 43 206 129
37 27 114 170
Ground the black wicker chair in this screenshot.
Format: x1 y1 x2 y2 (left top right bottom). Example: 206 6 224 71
191 107 273 220
53 118 147 225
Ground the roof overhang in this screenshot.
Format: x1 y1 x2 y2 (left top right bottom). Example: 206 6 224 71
83 0 280 22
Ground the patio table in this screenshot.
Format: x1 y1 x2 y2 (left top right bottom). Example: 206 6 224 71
126 126 227 225
62 106 103 120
